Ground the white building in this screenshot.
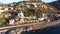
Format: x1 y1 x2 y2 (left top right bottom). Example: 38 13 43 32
0 6 9 14
9 19 15 25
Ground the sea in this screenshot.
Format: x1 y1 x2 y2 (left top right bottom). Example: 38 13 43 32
21 25 60 34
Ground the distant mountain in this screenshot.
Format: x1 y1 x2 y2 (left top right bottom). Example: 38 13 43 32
48 0 60 9
0 2 5 5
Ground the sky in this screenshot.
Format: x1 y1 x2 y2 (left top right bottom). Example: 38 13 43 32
42 0 57 3
0 0 57 4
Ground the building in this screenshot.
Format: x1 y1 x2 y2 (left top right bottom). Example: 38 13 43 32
0 5 8 14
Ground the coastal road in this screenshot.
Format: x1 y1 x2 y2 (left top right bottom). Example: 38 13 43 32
0 20 60 32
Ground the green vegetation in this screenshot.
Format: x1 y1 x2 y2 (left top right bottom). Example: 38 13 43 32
0 1 60 25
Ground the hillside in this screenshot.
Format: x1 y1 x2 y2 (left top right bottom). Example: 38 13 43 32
48 0 60 9
0 1 60 25
5 1 59 17
0 2 5 5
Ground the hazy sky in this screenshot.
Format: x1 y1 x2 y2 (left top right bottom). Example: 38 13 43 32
42 0 57 3
0 0 57 4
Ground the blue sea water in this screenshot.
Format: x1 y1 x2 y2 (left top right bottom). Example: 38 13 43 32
21 25 60 34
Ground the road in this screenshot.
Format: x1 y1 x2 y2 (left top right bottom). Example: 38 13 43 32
0 20 60 32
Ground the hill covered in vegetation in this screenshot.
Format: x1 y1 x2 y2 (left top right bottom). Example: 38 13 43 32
0 1 60 25
4 1 59 17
